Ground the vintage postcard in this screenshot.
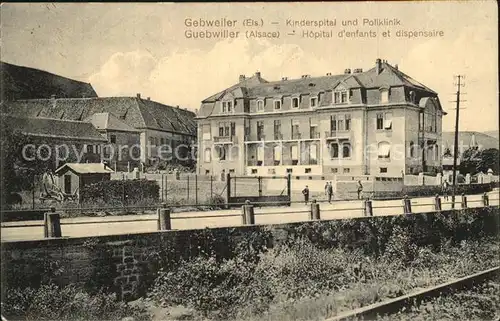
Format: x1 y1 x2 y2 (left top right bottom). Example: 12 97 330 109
1 1 498 321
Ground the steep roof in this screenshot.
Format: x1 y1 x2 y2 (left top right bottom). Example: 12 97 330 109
200 60 437 104
1 61 97 101
1 114 107 142
2 96 197 136
84 112 140 133
55 163 114 175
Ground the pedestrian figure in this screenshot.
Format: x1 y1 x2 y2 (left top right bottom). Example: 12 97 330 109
324 181 329 197
442 180 449 201
302 185 310 205
326 181 334 203
357 180 363 200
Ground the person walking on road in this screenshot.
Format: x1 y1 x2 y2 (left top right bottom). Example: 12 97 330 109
357 180 363 200
442 180 449 201
326 182 334 204
302 185 310 205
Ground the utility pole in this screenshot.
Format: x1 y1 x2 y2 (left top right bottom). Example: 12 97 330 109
451 75 466 209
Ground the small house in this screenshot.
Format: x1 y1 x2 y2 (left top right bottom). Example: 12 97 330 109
54 163 114 197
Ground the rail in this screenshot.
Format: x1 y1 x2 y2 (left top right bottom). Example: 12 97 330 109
325 266 500 321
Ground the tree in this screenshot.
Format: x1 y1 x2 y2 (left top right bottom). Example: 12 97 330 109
458 147 499 175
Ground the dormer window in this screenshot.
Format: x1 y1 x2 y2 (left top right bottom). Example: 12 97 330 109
222 100 234 113
380 88 390 103
292 97 300 109
333 88 348 104
310 96 318 108
274 99 282 110
257 100 264 112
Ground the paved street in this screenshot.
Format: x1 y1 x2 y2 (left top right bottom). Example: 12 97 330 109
1 191 498 242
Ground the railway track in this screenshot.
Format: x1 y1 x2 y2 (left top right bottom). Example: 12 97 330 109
325 266 499 321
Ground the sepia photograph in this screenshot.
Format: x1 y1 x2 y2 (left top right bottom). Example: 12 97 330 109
0 1 498 320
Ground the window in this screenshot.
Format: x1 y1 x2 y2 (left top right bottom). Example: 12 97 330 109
274 120 282 140
229 169 235 174
345 114 351 131
257 145 264 161
204 148 211 162
110 134 117 144
341 91 348 103
257 100 264 111
330 143 339 158
268 168 276 175
330 115 337 132
274 100 282 110
86 145 93 153
251 169 258 174
286 168 293 173
305 168 312 174
160 138 165 145
310 96 318 107
378 141 391 158
334 89 348 104
292 97 299 108
273 145 281 165
380 167 388 173
216 145 226 160
230 122 236 136
376 113 384 130
331 168 338 173
384 112 392 130
309 144 318 164
310 124 318 138
291 145 299 163
410 141 415 158
342 143 351 158
205 170 210 175
291 120 300 139
257 121 264 140
343 168 350 173
222 100 233 113
380 89 389 103
337 115 345 131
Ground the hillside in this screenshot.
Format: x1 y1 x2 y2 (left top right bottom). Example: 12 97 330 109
442 131 498 150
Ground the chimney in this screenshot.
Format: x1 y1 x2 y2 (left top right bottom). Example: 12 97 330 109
394 64 399 70
344 69 351 74
376 58 382 74
255 71 261 78
353 68 363 73
137 93 141 99
147 97 151 101
51 94 56 99
239 75 246 82
281 77 288 81
326 72 332 76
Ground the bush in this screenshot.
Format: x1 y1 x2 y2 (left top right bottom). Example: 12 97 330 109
80 179 159 204
2 283 150 321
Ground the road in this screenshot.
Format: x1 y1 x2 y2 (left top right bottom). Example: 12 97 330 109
1 192 498 242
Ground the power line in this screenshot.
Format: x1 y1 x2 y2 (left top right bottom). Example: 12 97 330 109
450 75 465 210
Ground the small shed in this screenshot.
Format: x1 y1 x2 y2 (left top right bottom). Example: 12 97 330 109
54 163 114 197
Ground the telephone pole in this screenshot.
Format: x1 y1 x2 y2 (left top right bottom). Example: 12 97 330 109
451 75 465 209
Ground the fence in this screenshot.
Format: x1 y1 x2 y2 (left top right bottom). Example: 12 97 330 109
2 193 498 240
227 173 290 207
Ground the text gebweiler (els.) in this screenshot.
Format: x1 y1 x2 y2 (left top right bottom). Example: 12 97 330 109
184 18 278 39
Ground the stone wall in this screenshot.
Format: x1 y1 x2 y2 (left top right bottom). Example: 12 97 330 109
2 207 498 302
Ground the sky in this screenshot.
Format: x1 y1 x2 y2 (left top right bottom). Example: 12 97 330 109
1 1 498 132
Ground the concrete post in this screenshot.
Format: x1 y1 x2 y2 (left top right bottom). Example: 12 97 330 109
241 200 255 225
482 193 489 207
465 173 471 184
403 195 412 214
364 199 373 217
461 194 468 209
44 207 56 237
157 204 171 230
434 194 442 211
310 199 321 220
45 211 62 238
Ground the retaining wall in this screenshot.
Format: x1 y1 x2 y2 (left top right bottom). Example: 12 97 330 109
1 207 498 303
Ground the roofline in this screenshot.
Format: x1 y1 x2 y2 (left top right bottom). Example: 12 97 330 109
134 126 197 136
21 132 107 142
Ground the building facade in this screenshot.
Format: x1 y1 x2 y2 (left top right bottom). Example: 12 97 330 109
3 94 197 168
196 59 445 178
